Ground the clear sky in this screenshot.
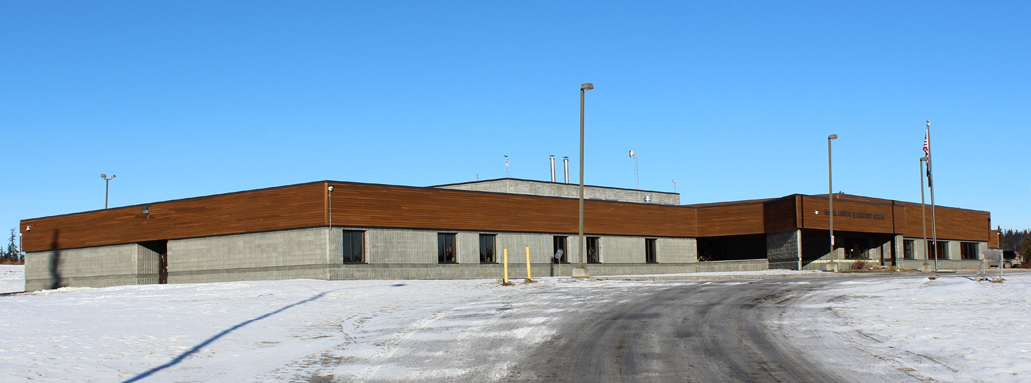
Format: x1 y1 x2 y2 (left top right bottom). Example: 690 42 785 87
2 1 1029 238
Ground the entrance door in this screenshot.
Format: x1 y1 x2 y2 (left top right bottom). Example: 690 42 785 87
139 240 168 284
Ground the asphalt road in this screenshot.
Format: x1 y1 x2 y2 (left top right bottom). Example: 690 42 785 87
299 276 919 382
506 278 857 383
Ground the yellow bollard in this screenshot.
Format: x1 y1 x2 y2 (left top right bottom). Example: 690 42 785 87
502 249 513 286
524 247 534 283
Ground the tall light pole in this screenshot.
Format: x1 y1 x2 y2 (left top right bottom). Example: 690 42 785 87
828 134 838 270
575 82 594 278
629 150 639 189
920 157 929 271
101 174 116 209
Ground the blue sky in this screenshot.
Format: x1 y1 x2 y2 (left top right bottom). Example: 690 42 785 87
2 1 1029 237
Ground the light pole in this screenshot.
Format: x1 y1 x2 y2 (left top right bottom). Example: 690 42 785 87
575 82 594 278
828 134 838 271
673 179 677 193
920 157 929 271
101 174 116 209
629 150 639 189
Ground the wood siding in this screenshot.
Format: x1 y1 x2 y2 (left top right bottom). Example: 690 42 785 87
799 196 896 234
21 183 326 252
696 203 765 237
21 180 991 251
900 203 989 241
328 182 698 238
763 195 799 234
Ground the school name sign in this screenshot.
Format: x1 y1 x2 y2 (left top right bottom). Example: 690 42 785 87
823 209 887 221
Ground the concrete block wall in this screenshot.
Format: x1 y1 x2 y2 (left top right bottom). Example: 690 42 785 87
766 230 800 269
906 237 928 260
600 236 643 263
435 179 680 205
659 237 697 263
365 228 437 264
948 241 961 260
895 235 905 261
25 244 142 291
330 229 703 280
168 227 330 283
897 259 983 270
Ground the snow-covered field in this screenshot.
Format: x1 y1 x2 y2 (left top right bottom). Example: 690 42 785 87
783 271 1031 382
0 265 24 294
1 265 1028 382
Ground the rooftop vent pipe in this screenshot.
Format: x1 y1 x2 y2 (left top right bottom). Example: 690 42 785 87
550 155 556 182
563 157 569 184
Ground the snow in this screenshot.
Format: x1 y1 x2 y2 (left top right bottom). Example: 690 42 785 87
0 265 24 294
1 265 1029 382
785 271 1031 382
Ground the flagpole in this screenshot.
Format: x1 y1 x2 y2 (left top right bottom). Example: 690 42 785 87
920 157 928 271
927 120 939 272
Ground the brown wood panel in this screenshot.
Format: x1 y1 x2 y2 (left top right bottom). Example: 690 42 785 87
893 204 907 234
763 195 798 233
21 179 991 252
696 203 765 237
800 195 895 234
900 203 989 241
328 182 699 238
21 183 326 252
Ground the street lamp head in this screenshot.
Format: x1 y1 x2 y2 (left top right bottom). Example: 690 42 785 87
101 174 106 178
828 134 838 140
580 83 594 91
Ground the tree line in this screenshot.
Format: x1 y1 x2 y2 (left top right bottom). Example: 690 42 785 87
3 228 23 264
998 228 1031 264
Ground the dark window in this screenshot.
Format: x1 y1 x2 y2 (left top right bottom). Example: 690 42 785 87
479 234 496 263
645 238 658 263
960 242 979 260
553 236 567 263
927 240 948 260
903 239 915 259
587 237 600 263
342 231 364 263
438 233 457 263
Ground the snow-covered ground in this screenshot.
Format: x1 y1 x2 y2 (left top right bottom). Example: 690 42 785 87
1 265 1028 382
783 271 1031 382
0 265 24 294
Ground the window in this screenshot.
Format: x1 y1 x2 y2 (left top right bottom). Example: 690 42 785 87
903 239 915 259
587 237 600 263
960 242 979 260
438 233 457 263
342 231 364 263
645 238 658 263
479 234 496 263
553 236 567 263
927 240 948 260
